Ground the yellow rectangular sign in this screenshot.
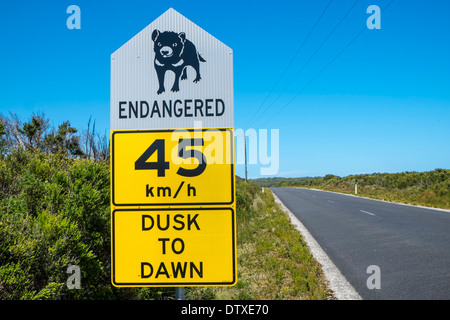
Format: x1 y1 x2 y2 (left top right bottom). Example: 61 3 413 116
111 208 236 286
111 129 234 206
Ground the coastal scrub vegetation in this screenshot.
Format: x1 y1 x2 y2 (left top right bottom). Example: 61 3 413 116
254 170 450 209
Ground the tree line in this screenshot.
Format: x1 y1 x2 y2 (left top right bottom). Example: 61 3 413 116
0 112 109 162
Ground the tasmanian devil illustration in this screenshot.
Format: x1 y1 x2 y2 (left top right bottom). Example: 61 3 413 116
151 29 206 94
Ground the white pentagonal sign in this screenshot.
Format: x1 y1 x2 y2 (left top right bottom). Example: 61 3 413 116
110 8 234 130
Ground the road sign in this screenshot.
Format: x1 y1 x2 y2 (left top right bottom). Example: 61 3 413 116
110 8 233 130
111 208 236 286
111 128 234 206
110 8 236 288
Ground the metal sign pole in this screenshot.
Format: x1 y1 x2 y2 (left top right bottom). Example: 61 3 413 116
244 132 248 183
175 287 185 300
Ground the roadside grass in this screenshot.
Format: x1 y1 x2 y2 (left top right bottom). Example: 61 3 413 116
187 179 334 300
305 184 450 210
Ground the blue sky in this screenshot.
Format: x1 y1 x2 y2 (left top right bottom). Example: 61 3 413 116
1 0 449 178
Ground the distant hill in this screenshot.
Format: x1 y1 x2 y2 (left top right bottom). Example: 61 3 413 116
251 177 314 188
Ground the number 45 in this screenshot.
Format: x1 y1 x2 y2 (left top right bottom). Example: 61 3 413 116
135 139 207 177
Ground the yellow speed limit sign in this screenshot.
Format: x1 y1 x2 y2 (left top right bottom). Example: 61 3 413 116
111 128 234 206
111 207 236 286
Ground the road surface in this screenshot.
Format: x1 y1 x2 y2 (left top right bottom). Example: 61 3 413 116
270 187 450 300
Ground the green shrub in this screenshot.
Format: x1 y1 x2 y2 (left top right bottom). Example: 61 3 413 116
0 149 174 299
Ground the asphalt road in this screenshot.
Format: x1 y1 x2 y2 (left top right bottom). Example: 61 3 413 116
270 187 450 300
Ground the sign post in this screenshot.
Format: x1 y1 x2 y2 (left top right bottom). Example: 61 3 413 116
110 8 236 289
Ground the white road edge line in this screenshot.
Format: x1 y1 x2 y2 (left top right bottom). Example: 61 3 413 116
327 200 335 203
360 210 375 216
270 190 362 300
